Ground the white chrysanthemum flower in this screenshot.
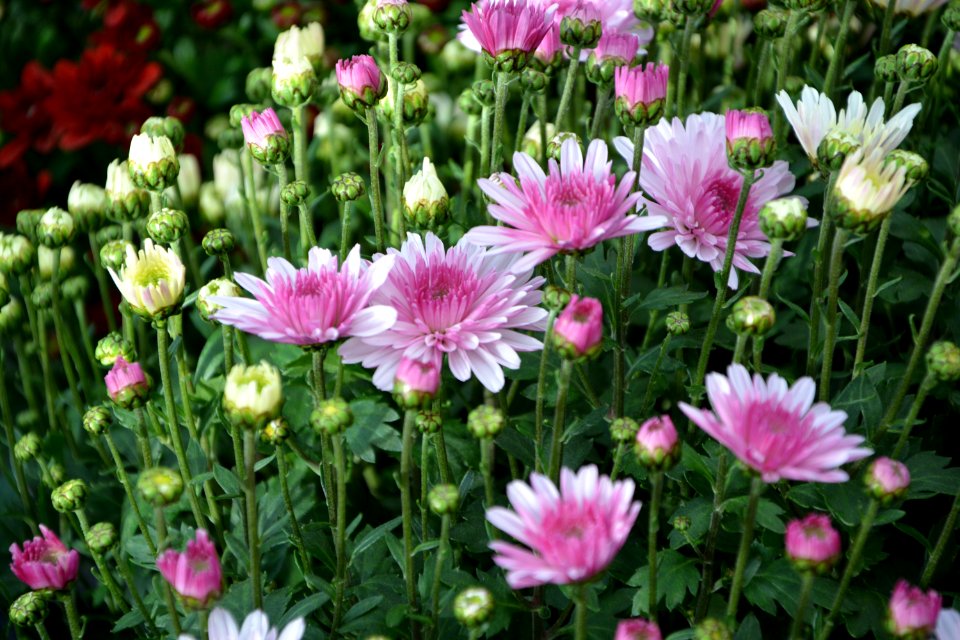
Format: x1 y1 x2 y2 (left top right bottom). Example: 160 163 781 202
832 150 911 233
178 607 305 640
108 239 186 319
870 0 947 16
223 362 283 428
273 22 325 67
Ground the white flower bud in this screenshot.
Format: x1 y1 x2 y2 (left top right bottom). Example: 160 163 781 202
197 277 241 322
108 239 186 319
403 157 449 228
223 362 283 429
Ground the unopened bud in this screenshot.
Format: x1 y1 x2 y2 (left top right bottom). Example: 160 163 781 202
926 341 960 382
560 9 602 48
695 618 733 640
197 278 241 322
726 296 776 336
454 586 494 628
467 405 505 439
202 229 236 256
374 0 412 34
416 409 443 434
522 68 549 94
895 44 938 84
261 417 291 445
428 484 459 516
547 132 581 161
543 285 572 312
68 181 107 232
224 362 283 430
610 417 640 443
635 415 680 470
311 397 354 435
83 405 112 436
246 67 274 103
458 88 483 116
865 457 910 505
472 80 496 108
52 479 89 513
37 208 76 248
9 591 49 627
0 298 21 334
331 173 364 203
282 180 312 206
665 311 690 335
0 234 35 275
100 239 134 271
884 150 928 185
759 197 809 241
14 433 41 462
754 9 788 38
875 55 899 84
96 332 136 367
403 158 449 228
146 208 189 245
138 467 184 506
86 521 119 554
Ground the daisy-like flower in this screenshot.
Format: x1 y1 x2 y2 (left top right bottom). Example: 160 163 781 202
832 149 910 234
157 529 222 607
178 607 305 640
461 0 554 71
486 465 641 589
108 238 186 319
9 525 80 591
614 113 796 288
210 245 396 348
465 138 665 272
679 364 872 482
870 0 947 15
339 233 546 393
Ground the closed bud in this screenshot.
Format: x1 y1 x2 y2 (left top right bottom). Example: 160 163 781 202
560 7 603 48
14 432 41 462
522 68 549 94
895 44 938 83
246 67 274 103
0 298 20 333
146 208 189 245
429 484 459 515
96 332 136 367
241 108 290 165
944 0 960 31
725 109 775 171
129 134 180 192
865 456 910 504
634 0 667 21
141 116 185 150
68 181 107 232
886 580 941 639
106 160 151 223
610 416 640 443
83 405 112 436
726 296 775 336
9 591 49 627
926 341 960 382
547 131 582 161
785 513 841 575
138 466 184 506
403 158 449 228
97 225 122 244
0 233 35 275
224 362 283 429
16 209 43 243
38 245 74 280
833 150 910 234
884 150 928 185
822 129 864 174
416 409 443 434
272 58 318 108
49 466 67 488
543 284 572 312
753 9 788 38
261 417 290 445
358 0 384 41
335 55 386 113
875 55 899 84
311 397 354 434
86 521 118 554
202 228 236 256
614 62 669 128
31 283 53 309
62 275 89 302
331 174 365 203
673 515 691 532
458 88 484 116
379 78 430 126
394 357 441 409
37 208 76 248
695 618 733 640
104 357 151 409
197 278 242 322
553 295 603 360
52 479 89 513
665 310 691 335
467 405 505 439
273 22 325 74
635 415 680 469
671 0 714 16
374 0 412 33
217 127 245 150
454 587 494 628
229 103 261 130
391 61 422 86
472 80 496 108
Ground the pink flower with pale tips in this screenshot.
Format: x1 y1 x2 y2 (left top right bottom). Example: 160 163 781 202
461 0 554 58
9 525 80 591
784 513 841 571
209 245 397 347
679 364 872 483
592 31 640 63
866 456 911 501
157 529 222 606
615 619 662 640
888 580 942 638
614 62 668 110
553 295 603 358
614 113 797 288
334 55 384 97
104 356 148 402
486 465 641 589
725 109 773 145
339 233 546 393
240 108 286 148
465 138 666 272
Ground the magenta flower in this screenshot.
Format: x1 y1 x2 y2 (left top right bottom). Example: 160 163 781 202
486 465 641 589
593 31 640 63
614 62 668 125
340 233 546 393
157 529 222 606
465 138 666 271
534 24 563 67
9 525 80 591
461 0 554 60
635 415 679 469
104 356 149 403
240 108 286 148
553 295 603 359
785 513 841 573
209 245 397 347
614 113 797 288
887 580 941 638
866 457 911 502
679 364 871 483
615 619 662 640
334 55 386 109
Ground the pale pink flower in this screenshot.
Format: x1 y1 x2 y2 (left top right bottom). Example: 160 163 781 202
487 465 641 589
679 364 871 483
461 0 554 58
157 529 222 606
334 55 384 100
553 295 603 358
240 108 286 148
614 113 796 288
9 525 80 591
936 609 960 640
104 356 149 402
784 513 841 571
725 109 773 145
592 31 640 63
534 24 563 67
339 233 546 393
614 62 668 113
888 580 941 638
866 457 911 501
210 245 397 347
615 619 662 640
635 415 679 467
465 138 666 271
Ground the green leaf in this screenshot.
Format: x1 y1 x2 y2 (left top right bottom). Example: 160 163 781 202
279 591 330 627
632 286 707 311
213 464 242 496
350 516 402 565
112 608 145 632
346 399 401 463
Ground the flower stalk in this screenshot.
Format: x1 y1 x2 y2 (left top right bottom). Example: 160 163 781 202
548 359 575 483
789 572 815 640
726 474 765 621
244 427 262 609
401 409 421 640
555 47 583 130
647 471 663 620
366 106 387 253
819 228 850 401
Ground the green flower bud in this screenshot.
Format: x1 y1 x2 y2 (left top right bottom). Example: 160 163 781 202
467 405 505 439
67 181 107 232
37 245 74 281
895 44 938 84
818 130 860 173
311 397 354 435
100 239 134 272
379 78 430 126
671 0 714 15
875 54 899 84
543 285 572 312
272 59 318 108
403 157 449 229
482 47 534 74
229 104 261 130
51 479 89 512
392 62 421 86
47 463 65 488
454 586 494 629
586 52 627 87
16 209 43 243
9 591 49 627
197 278 242 322
428 483 459 515
943 0 960 31
217 127 245 151
610 417 640 443
331 174 365 203
666 310 691 336
634 0 667 21
695 618 734 640
261 417 291 445
759 197 809 241
146 208 189 245
522 68 549 94
926 341 960 382
86 521 118 554
138 466 184 506
560 12 602 49
83 405 112 436
246 67 274 103
224 362 283 430
673 515 691 532
726 296 776 336
37 208 76 248
0 298 21 334
129 134 180 192
202 229 236 257
472 80 496 108
141 116 185 151
948 204 960 238
753 9 788 39
14 432 41 462
416 409 443 434
547 132 581 162
0 233 35 275
358 0 383 41
884 149 929 185
374 0 413 33
458 88 484 117
31 283 53 309
61 275 89 302
281 180 311 207
96 332 136 367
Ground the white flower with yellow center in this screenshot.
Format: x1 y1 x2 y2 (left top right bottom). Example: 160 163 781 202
223 362 283 429
832 150 910 234
108 239 186 319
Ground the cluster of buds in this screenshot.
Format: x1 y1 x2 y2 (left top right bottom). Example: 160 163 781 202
393 357 441 409
242 108 290 165
223 362 283 429
553 295 603 360
784 513 841 575
634 415 680 470
128 133 180 191
725 109 775 171
614 63 669 128
403 157 449 228
311 397 354 435
726 296 776 336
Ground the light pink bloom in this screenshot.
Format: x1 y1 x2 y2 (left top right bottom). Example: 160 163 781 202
615 619 662 640
614 62 668 111
866 457 911 500
785 513 841 568
725 109 773 145
487 465 641 589
614 113 797 288
678 364 871 483
888 580 941 638
936 609 960 640
334 55 383 97
104 356 148 402
635 415 678 462
461 0 553 58
465 138 666 272
553 295 603 358
9 525 80 591
592 31 640 63
209 245 397 347
240 108 286 148
157 529 222 606
395 357 441 396
339 233 546 393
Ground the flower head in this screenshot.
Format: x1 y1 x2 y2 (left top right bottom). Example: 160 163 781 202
109 238 185 319
614 113 796 288
177 607 305 640
104 356 150 408
937 609 960 640
635 415 680 469
552 294 603 359
487 465 641 588
465 138 664 272
9 525 80 591
394 357 441 408
461 0 553 71
340 233 546 393
593 30 639 63
887 580 941 639
785 513 841 574
870 0 947 16
273 22 325 71
679 364 872 482
725 109 775 170
210 245 397 348
615 619 662 640
241 108 289 165
865 456 911 503
158 529 222 607
832 149 910 233
335 55 387 111
128 133 179 191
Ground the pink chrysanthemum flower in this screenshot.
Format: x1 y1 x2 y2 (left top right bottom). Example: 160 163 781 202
592 31 640 63
888 580 942 638
339 233 546 393
614 62 668 123
785 513 841 573
486 465 641 589
465 138 666 271
614 113 796 288
534 24 563 67
9 525 80 591
615 619 662 640
461 0 554 59
553 294 603 359
104 356 149 403
210 245 397 347
725 109 774 145
679 364 872 483
157 529 222 607
240 108 286 148
334 55 386 109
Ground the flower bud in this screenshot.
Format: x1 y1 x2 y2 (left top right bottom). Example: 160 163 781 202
374 0 412 33
895 44 938 84
146 208 189 245
224 362 283 429
416 409 443 434
615 619 662 640
472 80 496 108
86 521 119 554
634 0 667 21
105 159 150 223
9 591 49 627
522 68 549 94
138 466 184 506
542 284 572 312
379 78 430 126
68 181 107 232
725 109 775 171
141 116 185 150
833 150 910 234
83 405 112 436
16 209 43 242
336 55 386 113
926 341 960 382
865 456 911 504
817 129 860 173
759 197 808 242
100 239 134 272
50 468 68 488
560 5 602 48
614 62 669 128
671 0 714 16
694 618 733 640
0 298 21 334
61 275 89 302
197 278 242 322
403 158 449 228
31 283 53 309
635 415 680 469
96 332 136 367
520 121 556 160
311 397 354 435
273 22 325 74
51 479 89 513
428 483 459 516
391 62 422 86
129 134 180 191
457 88 484 116
785 513 841 575
14 432 41 462
467 405 505 439
272 57 318 108
884 149 929 185
875 54 899 84
944 0 960 30
610 417 640 443
394 357 441 409
202 228 237 257
454 586 494 628
726 296 775 336
358 0 384 42
753 9 788 39
886 580 941 640
104 357 151 409
246 67 274 103
665 310 691 336
331 174 365 203
16 410 39 430
261 417 290 445
242 108 291 165
673 515 691 532
547 131 581 162
553 295 603 360
37 208 76 248
586 33 638 87
0 233 35 275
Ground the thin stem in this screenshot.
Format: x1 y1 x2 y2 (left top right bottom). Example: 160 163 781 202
88 231 117 332
554 48 583 131
421 436 430 540
13 335 39 414
891 80 910 115
514 95 530 156
61 593 83 640
340 201 353 264
0 352 32 519
134 407 153 468
807 173 838 376
244 428 262 609
534 309 558 473
877 0 899 58
73 300 100 378
853 217 892 376
819 228 849 401
460 114 479 223
75 510 128 613
115 548 156 633
103 431 156 555
750 40 773 107
241 150 269 273
726 475 764 621
278 162 292 261
548 359 575 483
291 104 307 184
648 471 664 621
675 17 696 116
733 335 748 365
481 437 496 511
49 249 85 415
277 446 310 577
891 371 935 458
758 239 784 300
574 584 588 640
789 573 815 640
490 71 511 175
610 443 625 481
695 452 728 621
920 488 960 588
822 0 856 97
35 623 53 640
330 434 349 636
430 513 452 634
400 410 422 640
773 12 801 146
222 326 235 374
434 426 452 486
538 94 548 166
478 105 492 214
366 107 387 253
588 85 611 141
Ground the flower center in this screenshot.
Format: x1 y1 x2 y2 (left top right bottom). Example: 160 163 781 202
704 178 740 228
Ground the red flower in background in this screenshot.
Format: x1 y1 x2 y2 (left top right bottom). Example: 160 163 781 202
271 2 302 29
191 0 234 29
0 62 56 168
91 0 161 52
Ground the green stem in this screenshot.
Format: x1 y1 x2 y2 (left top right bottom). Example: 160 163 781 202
853 217 892 376
35 623 53 640
807 173 837 376
481 437 496 511
589 85 612 141
366 107 387 254
434 427 452 486
222 326 235 374
460 114 479 223
726 475 764 621
675 17 696 116
538 94 548 167
73 300 100 378
115 547 156 632
88 231 117 332
421 434 430 541
920 487 960 587
694 452 728 621
13 335 39 415
877 0 899 58
240 151 269 273
534 310 558 473
891 371 935 458
490 71 512 175
75 510 128 613
733 335 748 365
758 239 784 301
49 249 85 415
819 228 849 401
430 513 452 634
750 40 773 107
278 162 292 262
548 359 575 483
103 430 156 555
514 95 530 156
891 80 910 115
330 434 349 636
479 105 492 213
0 352 32 519
61 593 83 640
277 446 310 577
291 104 307 185
773 12 801 146
401 410 421 640
822 0 856 97
155 506 182 635
641 334 673 415
244 428 262 609
340 201 353 264
134 407 153 468
554 48 583 131
648 471 664 620
789 572 815 640
610 443 625 481
574 585 588 640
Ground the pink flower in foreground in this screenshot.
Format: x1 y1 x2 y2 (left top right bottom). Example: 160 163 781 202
105 356 149 404
240 108 286 148
679 364 871 483
615 618 662 640
486 465 641 589
9 525 80 591
465 138 666 272
614 113 796 288
394 357 441 408
461 0 553 59
785 513 841 574
340 233 546 393
887 580 941 639
553 295 603 359
334 55 386 109
614 62 668 125
210 245 396 347
157 529 222 606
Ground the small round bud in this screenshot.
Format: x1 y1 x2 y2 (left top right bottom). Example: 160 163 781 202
246 67 274 103
895 44 938 84
560 10 602 49
141 116 185 150
665 311 690 336
374 0 413 34
454 586 494 628
67 181 107 232
37 208 76 248
472 80 496 108
785 513 841 575
865 457 910 505
16 209 43 243
884 150 929 184
9 591 49 627
695 618 734 640
331 173 366 203
875 55 899 85
635 415 680 470
99 239 134 271
926 341 960 382
949 204 960 238
416 409 443 434
14 432 41 462
224 362 283 430
138 467 184 507
86 521 119 554
51 479 89 513
202 229 236 257
197 278 241 322
0 298 22 334
0 234 36 275
673 515 691 532
944 0 960 31
726 296 776 336
458 88 483 116
229 104 261 130
96 332 136 367
48 463 67 487
83 405 112 436
759 197 809 241
522 68 549 94
753 9 788 39
467 405 505 439
311 397 354 435
610 417 640 443
280 179 311 207
818 129 861 173
428 484 459 516
31 283 53 309
553 295 603 360
146 208 189 245
96 225 122 244
547 132 581 162
671 0 714 16
261 417 291 445
543 285 572 312
61 275 89 302
391 61 421 85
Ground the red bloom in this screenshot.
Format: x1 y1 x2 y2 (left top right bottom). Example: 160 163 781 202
272 2 303 29
91 0 161 52
191 0 234 29
44 44 162 151
0 61 56 168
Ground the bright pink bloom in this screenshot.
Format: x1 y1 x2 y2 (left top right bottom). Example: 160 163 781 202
104 356 148 402
679 364 871 483
614 62 668 110
553 295 603 358
725 109 773 145
614 113 797 288
209 245 397 347
335 55 383 97
888 580 941 638
157 529 222 606
465 138 666 272
866 457 911 501
937 609 960 640
9 525 80 591
635 415 679 466
593 31 640 63
785 513 841 570
487 465 641 589
340 233 546 393
240 108 286 148
395 357 441 396
615 619 662 640
461 0 553 57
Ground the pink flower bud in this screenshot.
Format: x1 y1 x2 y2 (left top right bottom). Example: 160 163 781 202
335 55 387 111
866 456 911 504
157 529 222 607
104 356 150 408
9 525 80 591
393 357 440 408
553 295 603 360
614 62 668 127
240 108 289 165
785 513 841 574
634 415 679 469
615 618 662 640
725 109 775 170
887 580 941 638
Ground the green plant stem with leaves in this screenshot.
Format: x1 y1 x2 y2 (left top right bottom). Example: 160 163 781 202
88 231 117 332
819 228 850 401
102 430 156 555
726 475 765 621
49 249 85 416
365 107 387 253
555 47 583 130
789 572 815 640
534 309 558 473
400 409 422 640
589 85 612 141
647 471 664 620
0 352 32 520
920 487 960 587
114 546 156 632
807 174 838 375
773 12 802 145
548 359 575 484
74 510 128 613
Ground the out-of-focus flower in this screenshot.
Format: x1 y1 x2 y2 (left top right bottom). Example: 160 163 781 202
936 609 960 640
178 608 306 640
0 62 55 168
394 357 441 408
453 587 495 629
832 150 910 234
865 457 911 503
887 580 941 639
109 239 185 319
273 22 325 72
785 513 841 574
9 525 80 591
164 154 201 209
191 0 234 29
635 415 680 469
615 619 662 640
461 0 554 72
870 0 947 15
552 295 603 360
157 529 222 607
90 0 161 52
